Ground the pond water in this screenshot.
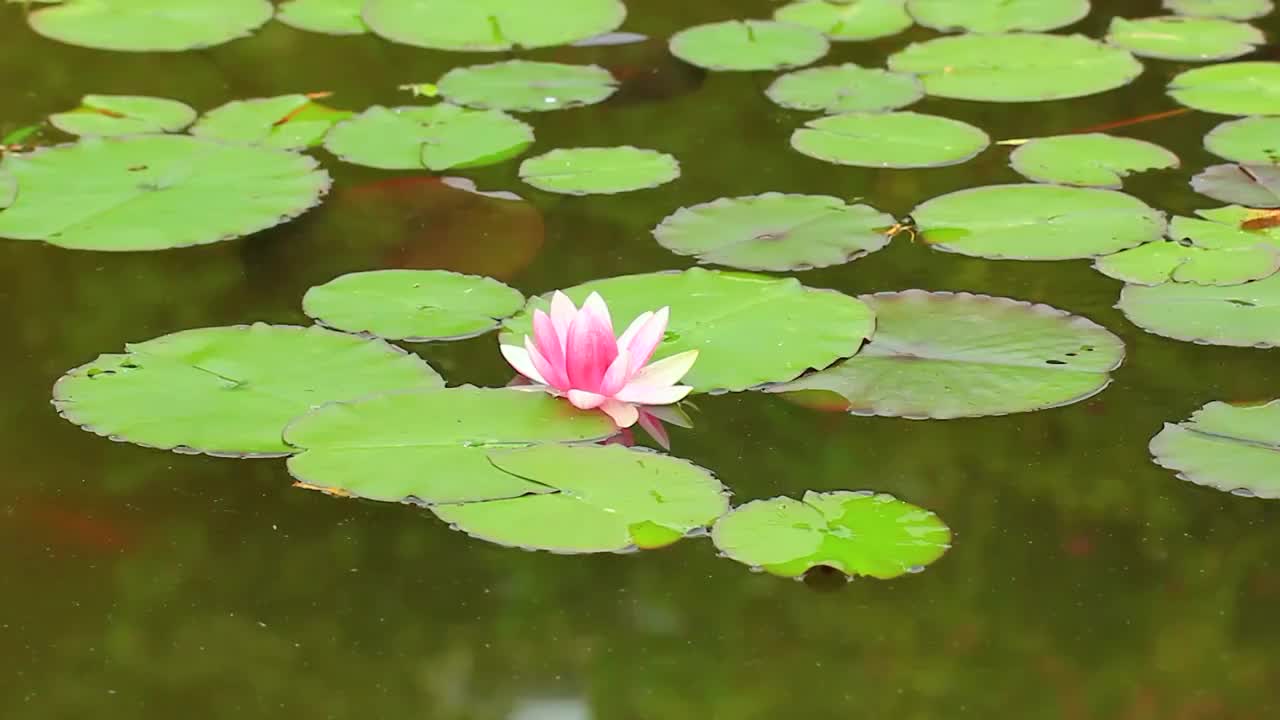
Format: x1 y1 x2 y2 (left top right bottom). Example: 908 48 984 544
2 0 1280 717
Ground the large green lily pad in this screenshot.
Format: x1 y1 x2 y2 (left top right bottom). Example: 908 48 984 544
1009 133 1179 188
888 34 1143 103
519 147 679 195
435 61 618 112
1106 16 1264 61
1192 164 1280 207
53 324 442 457
1151 400 1280 498
302 269 525 341
29 0 273 51
769 291 1124 419
791 111 989 168
766 64 923 114
1117 272 1280 347
1163 0 1273 20
431 444 731 553
323 104 533 171
773 0 913 42
191 95 353 150
501 268 875 393
0 170 15 209
1096 207 1280 286
1205 117 1280 164
50 95 196 137
277 0 367 35
711 490 951 579
652 193 895 272
669 20 829 72
285 387 616 505
0 135 330 251
1168 62 1280 116
906 0 1090 32
912 184 1166 260
363 0 626 51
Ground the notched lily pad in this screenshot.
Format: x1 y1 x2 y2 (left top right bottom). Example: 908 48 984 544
1151 399 1280 498
774 0 914 42
791 111 989 168
519 146 679 195
277 0 368 35
1096 207 1280 286
50 95 197 137
1106 16 1264 62
433 61 618 112
1009 133 1179 188
324 104 534 171
191 94 353 150
1117 271 1280 347
766 64 923 114
1205 117 1280 165
363 0 627 51
906 0 1090 33
669 20 829 72
1168 62 1280 116
29 0 274 51
1191 164 1280 207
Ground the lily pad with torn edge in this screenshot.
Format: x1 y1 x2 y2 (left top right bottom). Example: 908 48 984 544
519 146 679 195
1009 133 1179 188
324 104 533 171
1117 271 1280 347
1150 399 1280 498
50 95 197 137
191 94 354 150
1095 206 1280 286
669 20 828 72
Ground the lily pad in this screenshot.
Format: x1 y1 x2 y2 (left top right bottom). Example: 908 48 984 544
501 268 875 393
1106 16 1264 61
669 20 829 72
912 184 1166 260
435 61 618 112
1150 400 1280 498
1205 117 1280 164
49 95 196 137
323 104 533 171
652 193 895 272
906 0 1090 32
1168 62 1280 116
791 111 989 168
773 0 914 41
277 0 367 35
1096 206 1280 286
363 0 626 51
430 444 730 553
766 64 924 114
191 95 353 150
1117 272 1280 347
53 324 442 457
29 0 273 52
1163 0 1273 20
1009 133 1179 188
302 269 525 341
711 490 951 579
0 135 330 251
1191 164 1280 207
888 34 1143 103
518 147 679 195
769 291 1124 419
0 170 15 209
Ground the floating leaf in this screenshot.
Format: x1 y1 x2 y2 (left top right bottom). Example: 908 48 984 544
652 193 894 272
1008 133 1179 188
1106 16 1263 61
791 111 989 169
1163 0 1273 20
302 269 525 341
0 170 15 209
711 491 951 579
518 146 679 195
191 95 353 150
906 0 1090 32
29 0 273 51
53 324 442 457
1151 400 1280 498
773 0 913 41
1168 62 1280 116
888 34 1143 103
434 61 618 112
430 444 730 553
571 31 648 47
766 64 923 114
1096 205 1280 285
324 104 533 171
912 184 1166 260
0 135 330 251
770 291 1124 419
49 95 196 137
363 0 626 51
1191 164 1280 207
502 268 874 393
1205 117 1280 164
276 0 367 35
669 20 829 72
1117 272 1280 347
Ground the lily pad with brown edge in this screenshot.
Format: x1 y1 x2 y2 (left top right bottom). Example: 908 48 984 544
50 95 197 137
191 95 353 150
1191 164 1280 207
1150 399 1280 498
1117 271 1280 347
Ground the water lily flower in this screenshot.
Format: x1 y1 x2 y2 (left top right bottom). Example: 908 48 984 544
501 291 698 428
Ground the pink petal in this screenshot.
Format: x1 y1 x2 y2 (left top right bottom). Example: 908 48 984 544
615 384 692 406
600 399 640 428
500 343 548 386
532 309 567 369
627 350 699 390
616 311 653 349
623 306 668 372
580 291 614 337
564 310 618 392
636 410 671 450
550 291 576 342
598 349 632 397
568 389 607 409
525 336 569 391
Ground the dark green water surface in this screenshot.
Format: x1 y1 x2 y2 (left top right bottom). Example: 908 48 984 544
2 1 1280 717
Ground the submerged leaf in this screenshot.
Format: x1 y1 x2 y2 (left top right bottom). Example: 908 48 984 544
324 104 533 171
1151 400 1280 498
906 0 1090 33
363 0 627 51
1168 62 1280 116
518 146 679 195
29 0 273 51
1009 133 1179 188
766 63 923 114
669 20 828 72
1117 272 1280 347
434 61 618 112
791 111 989 168
774 0 913 41
50 95 196 137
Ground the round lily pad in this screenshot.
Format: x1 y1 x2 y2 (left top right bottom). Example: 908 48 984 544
302 269 525 341
436 61 618 112
191 95 353 150
277 0 367 35
1118 271 1280 346
0 135 330 251
888 34 1143 103
1151 400 1280 498
1168 62 1280 116
1192 164 1280 207
284 387 616 505
912 184 1166 260
766 64 924 114
773 0 913 41
501 268 875 393
769 291 1124 419
363 0 626 51
1205 117 1280 165
1106 16 1264 61
711 490 951 579
29 0 273 51
906 0 1090 32
1009 133 1180 188
518 146 679 195
324 104 533 171
53 324 443 457
791 111 989 169
669 20 829 72
1163 0 1273 20
652 193 894 272
430 444 730 553
1096 206 1280 286
50 95 196 137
